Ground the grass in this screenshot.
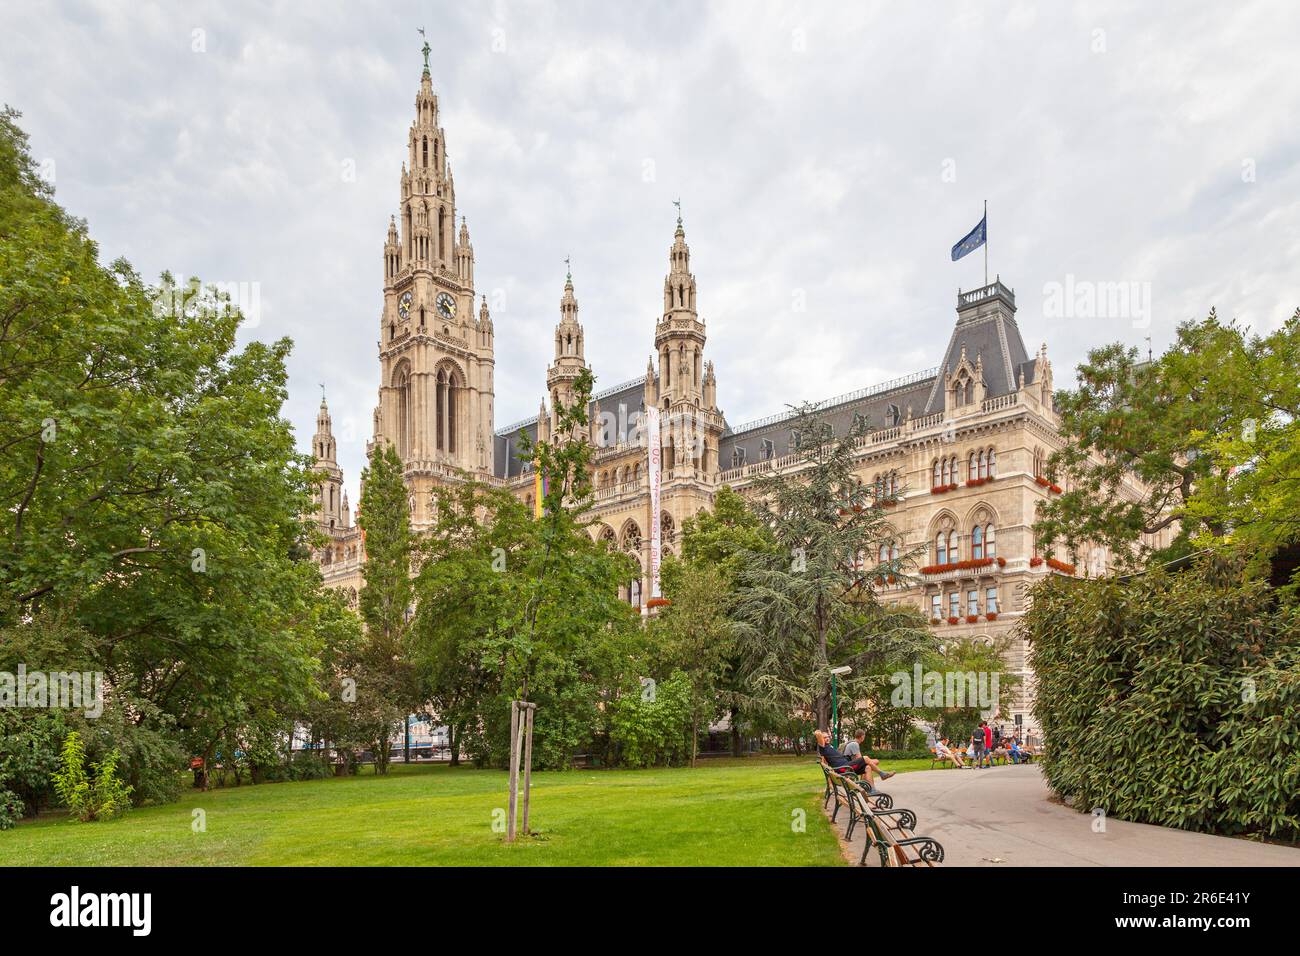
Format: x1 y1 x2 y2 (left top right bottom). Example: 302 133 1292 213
0 754 926 867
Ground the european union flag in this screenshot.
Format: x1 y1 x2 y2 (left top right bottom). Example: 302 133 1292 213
951 214 987 262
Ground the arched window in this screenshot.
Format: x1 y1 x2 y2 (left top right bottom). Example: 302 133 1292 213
978 449 988 479
941 458 950 485
629 577 642 607
972 524 984 560
948 530 960 563
968 452 976 481
985 523 997 558
393 364 412 460
988 448 997 477
935 532 947 566
436 366 458 454
933 460 942 487
422 137 428 167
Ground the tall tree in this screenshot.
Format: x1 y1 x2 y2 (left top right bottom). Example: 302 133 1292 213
0 107 329 778
1033 313 1259 568
356 442 418 773
659 484 777 756
730 405 932 731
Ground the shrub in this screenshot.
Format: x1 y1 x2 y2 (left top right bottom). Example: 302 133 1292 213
1024 557 1300 841
52 731 133 822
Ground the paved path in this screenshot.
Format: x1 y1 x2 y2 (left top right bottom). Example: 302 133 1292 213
827 764 1300 867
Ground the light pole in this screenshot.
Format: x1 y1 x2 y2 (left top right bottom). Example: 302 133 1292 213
830 665 852 749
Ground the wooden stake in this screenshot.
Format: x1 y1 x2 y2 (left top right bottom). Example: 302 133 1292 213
521 703 535 835
506 700 520 842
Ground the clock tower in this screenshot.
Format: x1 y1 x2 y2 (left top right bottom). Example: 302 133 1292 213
371 51 496 526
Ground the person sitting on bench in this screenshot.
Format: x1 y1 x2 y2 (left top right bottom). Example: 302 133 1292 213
815 729 895 785
935 736 965 768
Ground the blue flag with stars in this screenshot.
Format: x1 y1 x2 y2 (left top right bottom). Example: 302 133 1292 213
951 214 987 262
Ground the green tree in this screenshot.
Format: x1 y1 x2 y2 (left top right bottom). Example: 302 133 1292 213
730 404 933 731
648 563 733 766
1034 313 1259 569
356 442 419 773
0 107 331 789
1184 311 1300 591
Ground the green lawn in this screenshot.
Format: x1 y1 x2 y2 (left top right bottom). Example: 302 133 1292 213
0 755 925 867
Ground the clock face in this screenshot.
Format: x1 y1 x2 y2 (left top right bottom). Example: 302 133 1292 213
398 291 412 320
436 292 456 320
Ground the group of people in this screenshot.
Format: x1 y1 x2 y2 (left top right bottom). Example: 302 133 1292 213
933 720 1035 769
814 728 897 788
815 722 1037 786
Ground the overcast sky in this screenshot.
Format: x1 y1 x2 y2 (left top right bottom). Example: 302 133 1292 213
5 1 1298 498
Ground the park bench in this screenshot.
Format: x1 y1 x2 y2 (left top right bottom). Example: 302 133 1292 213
929 747 964 770
819 760 893 836
840 775 920 847
858 805 945 867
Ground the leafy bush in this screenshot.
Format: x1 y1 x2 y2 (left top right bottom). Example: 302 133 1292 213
1025 558 1300 840
606 672 695 768
0 710 66 820
287 751 333 781
52 731 134 822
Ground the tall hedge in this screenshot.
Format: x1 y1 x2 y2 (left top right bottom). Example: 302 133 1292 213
1024 559 1300 841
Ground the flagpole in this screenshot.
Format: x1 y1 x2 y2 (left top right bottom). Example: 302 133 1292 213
984 199 988 287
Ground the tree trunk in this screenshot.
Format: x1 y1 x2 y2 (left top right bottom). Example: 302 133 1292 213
449 724 460 766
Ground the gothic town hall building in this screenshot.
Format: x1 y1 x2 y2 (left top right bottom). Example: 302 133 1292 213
308 62 1164 729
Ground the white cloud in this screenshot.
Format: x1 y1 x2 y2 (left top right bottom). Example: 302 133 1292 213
3 0 1298 501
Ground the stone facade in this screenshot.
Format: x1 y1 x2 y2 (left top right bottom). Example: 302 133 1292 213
310 65 1168 728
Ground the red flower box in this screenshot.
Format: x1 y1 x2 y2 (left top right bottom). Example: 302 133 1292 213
646 597 672 609
986 612 998 621
947 616 960 625
996 556 1007 567
965 615 979 624
922 557 995 575
929 617 942 625
1049 483 1063 494
966 477 986 487
1034 475 1050 487
1029 557 1044 567
1046 558 1076 575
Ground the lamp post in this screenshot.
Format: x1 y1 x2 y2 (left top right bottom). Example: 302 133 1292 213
830 665 852 749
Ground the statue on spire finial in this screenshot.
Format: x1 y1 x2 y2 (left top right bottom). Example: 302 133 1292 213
673 197 682 227
418 27 430 74
564 255 571 282
319 383 327 405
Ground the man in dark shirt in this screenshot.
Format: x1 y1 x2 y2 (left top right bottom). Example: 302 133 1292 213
814 729 895 785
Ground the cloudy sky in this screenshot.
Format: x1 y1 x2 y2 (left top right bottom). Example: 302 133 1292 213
5 1 1298 497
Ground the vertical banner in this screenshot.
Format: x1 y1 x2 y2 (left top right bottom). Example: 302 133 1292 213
646 406 662 601
533 453 545 519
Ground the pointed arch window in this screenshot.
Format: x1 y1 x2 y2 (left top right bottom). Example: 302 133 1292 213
948 530 960 562
978 449 988 479
933 460 942 487
935 532 947 566
436 366 457 454
988 448 997 477
393 364 412 460
985 523 997 558
972 524 984 560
